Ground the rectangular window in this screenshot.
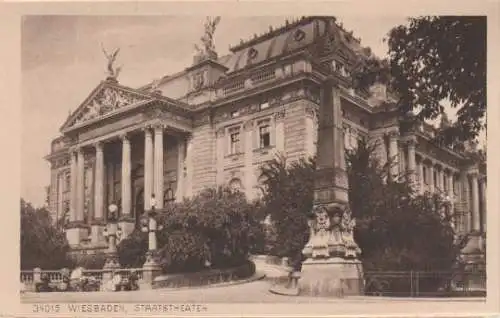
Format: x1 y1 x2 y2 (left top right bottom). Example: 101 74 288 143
229 130 241 154
423 166 428 184
231 110 240 118
259 125 271 148
259 101 269 110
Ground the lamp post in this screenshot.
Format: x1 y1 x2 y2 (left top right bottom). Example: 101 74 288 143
141 194 161 267
103 203 121 270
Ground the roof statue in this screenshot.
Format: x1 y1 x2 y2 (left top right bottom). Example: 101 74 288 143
194 16 221 63
101 43 122 81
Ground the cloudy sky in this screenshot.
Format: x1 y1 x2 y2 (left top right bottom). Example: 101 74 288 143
22 15 410 207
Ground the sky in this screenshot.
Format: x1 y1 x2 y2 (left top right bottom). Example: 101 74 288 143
22 15 416 207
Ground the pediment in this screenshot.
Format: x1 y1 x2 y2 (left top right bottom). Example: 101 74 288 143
61 81 154 132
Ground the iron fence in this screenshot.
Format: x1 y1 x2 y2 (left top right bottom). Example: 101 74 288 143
363 270 486 297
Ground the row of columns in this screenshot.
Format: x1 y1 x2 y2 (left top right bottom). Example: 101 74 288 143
392 133 487 235
68 124 179 239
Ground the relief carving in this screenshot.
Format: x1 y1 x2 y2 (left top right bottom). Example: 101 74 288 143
71 87 150 126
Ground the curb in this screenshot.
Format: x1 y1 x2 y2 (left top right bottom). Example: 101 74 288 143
153 271 266 291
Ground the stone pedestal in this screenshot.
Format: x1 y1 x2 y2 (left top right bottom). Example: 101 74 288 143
118 220 136 240
90 222 105 245
142 252 162 290
460 232 486 292
102 253 121 282
66 226 88 246
298 257 363 297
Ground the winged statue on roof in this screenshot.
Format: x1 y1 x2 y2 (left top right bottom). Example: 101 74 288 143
194 16 221 59
101 43 123 80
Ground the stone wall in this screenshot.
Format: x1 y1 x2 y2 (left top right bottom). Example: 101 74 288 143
190 121 217 194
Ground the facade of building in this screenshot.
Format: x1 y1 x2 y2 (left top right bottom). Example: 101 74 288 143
45 17 486 255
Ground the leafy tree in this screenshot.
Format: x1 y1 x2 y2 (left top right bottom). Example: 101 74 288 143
117 187 261 273
20 199 73 270
259 144 459 272
258 155 315 262
353 16 486 147
347 140 458 271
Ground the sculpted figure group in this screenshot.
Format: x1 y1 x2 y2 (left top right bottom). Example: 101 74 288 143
302 204 361 259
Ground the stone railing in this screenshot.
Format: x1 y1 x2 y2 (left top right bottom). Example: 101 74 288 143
223 80 245 95
250 69 276 84
20 267 147 292
220 60 311 97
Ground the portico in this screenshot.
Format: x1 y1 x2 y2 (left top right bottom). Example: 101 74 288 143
61 80 192 247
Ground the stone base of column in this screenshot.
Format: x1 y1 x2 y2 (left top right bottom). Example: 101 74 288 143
66 223 89 246
297 258 364 297
141 251 162 290
90 221 106 245
118 217 136 240
461 231 485 255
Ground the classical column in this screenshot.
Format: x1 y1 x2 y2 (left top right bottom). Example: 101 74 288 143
69 150 78 222
435 167 442 191
184 136 193 198
144 127 154 211
418 159 425 194
407 138 416 183
175 139 186 202
388 131 399 177
470 172 480 232
76 148 85 222
91 141 105 245
428 164 435 193
93 142 104 221
153 124 164 209
121 134 132 218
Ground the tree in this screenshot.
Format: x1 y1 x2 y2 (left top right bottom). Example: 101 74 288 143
258 144 459 272
346 140 458 271
353 16 486 147
20 199 73 270
117 187 262 273
258 155 315 262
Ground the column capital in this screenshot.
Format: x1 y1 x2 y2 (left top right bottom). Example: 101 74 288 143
119 132 130 142
153 123 167 132
94 141 104 150
387 130 399 139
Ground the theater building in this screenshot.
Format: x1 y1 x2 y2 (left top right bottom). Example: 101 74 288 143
45 16 486 256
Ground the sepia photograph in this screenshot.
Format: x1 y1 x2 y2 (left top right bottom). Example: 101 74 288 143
15 8 494 315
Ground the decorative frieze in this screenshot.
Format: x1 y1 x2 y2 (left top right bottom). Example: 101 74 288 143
70 86 150 127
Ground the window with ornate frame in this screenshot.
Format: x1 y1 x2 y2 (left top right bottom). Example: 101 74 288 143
228 127 241 155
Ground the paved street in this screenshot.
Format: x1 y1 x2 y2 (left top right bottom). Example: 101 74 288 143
21 278 485 304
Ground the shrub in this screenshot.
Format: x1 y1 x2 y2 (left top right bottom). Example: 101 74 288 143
117 187 261 273
20 199 74 270
73 252 107 269
117 230 148 268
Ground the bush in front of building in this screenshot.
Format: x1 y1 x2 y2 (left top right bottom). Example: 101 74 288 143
258 141 460 277
20 199 74 270
157 187 260 273
117 187 262 273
